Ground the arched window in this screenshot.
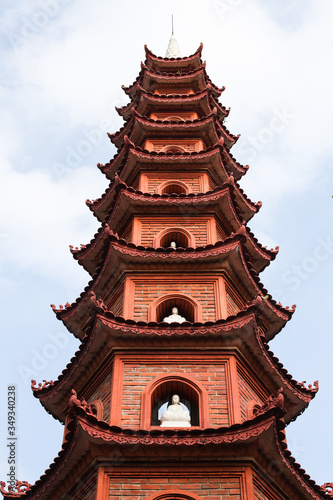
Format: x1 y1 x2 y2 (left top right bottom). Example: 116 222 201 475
162 115 186 122
146 492 203 500
246 400 261 420
152 383 197 427
89 400 103 420
158 180 190 195
141 374 209 430
154 227 195 249
160 145 186 154
148 293 202 323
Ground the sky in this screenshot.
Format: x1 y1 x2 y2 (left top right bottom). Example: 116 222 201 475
0 0 332 491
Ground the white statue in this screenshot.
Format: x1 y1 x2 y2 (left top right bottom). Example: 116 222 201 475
160 394 191 427
170 241 176 249
163 307 186 324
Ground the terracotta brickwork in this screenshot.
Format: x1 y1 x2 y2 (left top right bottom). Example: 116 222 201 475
153 87 195 95
107 279 125 316
237 365 266 422
25 44 324 500
88 370 113 422
137 216 214 247
224 280 244 317
150 111 199 121
139 172 213 194
215 219 229 241
120 361 228 429
108 475 241 499
119 220 133 244
128 276 219 322
144 139 205 153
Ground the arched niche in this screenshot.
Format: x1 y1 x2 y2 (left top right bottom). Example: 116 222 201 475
246 400 261 420
157 179 190 195
154 227 195 249
141 373 209 430
160 145 186 154
162 115 186 122
146 491 203 500
148 293 202 323
90 399 103 420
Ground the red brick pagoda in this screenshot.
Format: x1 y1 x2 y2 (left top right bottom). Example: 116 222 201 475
2 38 332 499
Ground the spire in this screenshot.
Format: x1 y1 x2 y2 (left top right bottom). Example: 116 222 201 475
165 15 182 58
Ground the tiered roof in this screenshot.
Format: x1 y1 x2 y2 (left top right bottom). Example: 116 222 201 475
3 40 330 500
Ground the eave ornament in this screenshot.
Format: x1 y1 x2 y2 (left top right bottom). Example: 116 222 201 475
253 388 285 417
0 481 32 498
321 483 333 497
31 379 54 391
68 389 95 417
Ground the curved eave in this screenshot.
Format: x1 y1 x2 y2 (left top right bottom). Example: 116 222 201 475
106 183 257 233
53 234 290 343
33 310 261 421
117 88 229 122
32 308 317 426
14 408 328 500
92 182 254 239
100 142 248 188
72 216 273 278
110 112 237 150
140 64 224 96
122 67 206 99
253 293 295 341
233 224 278 273
144 43 203 71
89 171 257 225
124 67 222 100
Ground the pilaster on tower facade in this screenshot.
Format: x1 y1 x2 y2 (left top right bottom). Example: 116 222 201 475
2 39 332 500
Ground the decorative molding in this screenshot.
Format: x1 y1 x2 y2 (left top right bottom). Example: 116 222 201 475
0 481 32 498
253 388 285 418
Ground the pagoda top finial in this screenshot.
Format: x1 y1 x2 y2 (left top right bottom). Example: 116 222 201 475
165 15 182 58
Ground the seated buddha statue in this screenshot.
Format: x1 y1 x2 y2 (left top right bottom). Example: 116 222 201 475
160 394 191 427
163 307 187 324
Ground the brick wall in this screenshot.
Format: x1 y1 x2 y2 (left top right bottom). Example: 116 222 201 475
132 277 217 322
147 174 202 194
143 172 215 194
107 279 125 316
138 216 211 247
120 220 133 243
108 475 241 499
144 139 203 153
215 219 228 241
121 362 228 429
88 369 113 422
237 366 265 422
224 280 244 317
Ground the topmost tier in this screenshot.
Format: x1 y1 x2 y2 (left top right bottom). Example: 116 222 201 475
144 43 204 73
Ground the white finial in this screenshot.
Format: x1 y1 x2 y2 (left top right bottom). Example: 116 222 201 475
165 15 181 58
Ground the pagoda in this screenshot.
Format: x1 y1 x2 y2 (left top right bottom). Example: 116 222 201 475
2 37 333 500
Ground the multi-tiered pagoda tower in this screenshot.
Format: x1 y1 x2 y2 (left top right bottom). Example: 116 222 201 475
2 38 332 500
